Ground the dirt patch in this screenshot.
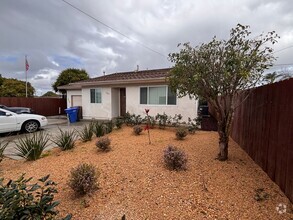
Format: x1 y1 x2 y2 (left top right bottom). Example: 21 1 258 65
1 126 292 219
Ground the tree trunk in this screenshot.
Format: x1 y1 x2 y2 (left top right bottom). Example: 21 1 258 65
217 120 229 161
218 133 228 161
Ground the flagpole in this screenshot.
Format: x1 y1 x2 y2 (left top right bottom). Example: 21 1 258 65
25 55 28 98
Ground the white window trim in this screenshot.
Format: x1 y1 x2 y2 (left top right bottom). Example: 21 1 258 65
90 88 102 104
139 85 177 106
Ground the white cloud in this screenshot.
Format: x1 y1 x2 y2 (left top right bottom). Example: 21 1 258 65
0 0 292 93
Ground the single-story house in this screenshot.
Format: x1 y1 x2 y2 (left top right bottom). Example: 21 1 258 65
58 68 198 121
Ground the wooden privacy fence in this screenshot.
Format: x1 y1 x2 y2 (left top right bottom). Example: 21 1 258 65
230 78 293 202
0 97 67 116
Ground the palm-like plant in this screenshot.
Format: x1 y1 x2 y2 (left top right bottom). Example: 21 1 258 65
14 132 49 161
93 121 105 137
52 128 76 151
0 141 8 163
77 123 94 142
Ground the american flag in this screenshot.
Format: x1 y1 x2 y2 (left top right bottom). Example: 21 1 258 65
25 56 29 71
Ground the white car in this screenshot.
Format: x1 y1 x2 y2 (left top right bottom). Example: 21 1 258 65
0 108 48 133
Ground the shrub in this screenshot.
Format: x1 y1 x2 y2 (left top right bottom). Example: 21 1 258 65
187 117 201 134
104 120 113 134
175 127 188 140
144 115 156 128
254 188 270 201
156 113 168 129
14 132 49 161
124 112 132 126
114 117 124 129
52 128 76 151
93 121 105 137
96 136 111 151
163 145 187 170
68 163 99 195
133 125 143 135
172 114 183 127
124 112 143 126
77 123 94 142
0 141 8 163
0 174 71 220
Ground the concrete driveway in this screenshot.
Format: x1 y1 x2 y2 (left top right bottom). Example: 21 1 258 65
1 116 92 160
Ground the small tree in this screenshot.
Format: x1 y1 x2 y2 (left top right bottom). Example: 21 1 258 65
42 91 59 97
169 24 278 161
0 78 35 97
52 68 89 94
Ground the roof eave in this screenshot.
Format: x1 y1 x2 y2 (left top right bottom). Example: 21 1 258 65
60 77 169 90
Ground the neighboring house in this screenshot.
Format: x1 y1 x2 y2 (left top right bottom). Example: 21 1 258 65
58 68 198 121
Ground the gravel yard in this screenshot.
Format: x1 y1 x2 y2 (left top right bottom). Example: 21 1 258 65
1 126 292 219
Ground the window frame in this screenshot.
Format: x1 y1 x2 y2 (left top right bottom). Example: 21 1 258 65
139 85 177 106
90 88 102 104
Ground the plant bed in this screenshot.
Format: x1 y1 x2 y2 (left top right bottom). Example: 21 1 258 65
0 127 292 219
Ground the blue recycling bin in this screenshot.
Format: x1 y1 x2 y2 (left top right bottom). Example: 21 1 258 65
65 107 78 123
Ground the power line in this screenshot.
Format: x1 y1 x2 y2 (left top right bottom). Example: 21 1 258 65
61 0 167 58
273 63 293 66
274 45 293 54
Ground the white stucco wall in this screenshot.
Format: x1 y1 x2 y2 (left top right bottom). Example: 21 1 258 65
126 86 198 121
66 90 81 108
67 84 198 121
81 87 112 120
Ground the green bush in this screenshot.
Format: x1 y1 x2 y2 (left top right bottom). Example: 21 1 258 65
96 137 111 151
175 127 188 140
114 117 124 129
172 114 183 127
124 112 143 126
133 125 143 135
93 121 105 137
143 115 156 128
0 174 71 220
187 117 201 134
68 163 99 195
0 141 8 163
52 128 76 151
77 123 94 142
104 120 113 134
14 132 49 161
163 145 187 170
156 113 169 129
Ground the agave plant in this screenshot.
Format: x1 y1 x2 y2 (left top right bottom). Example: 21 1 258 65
77 123 94 142
103 120 113 134
52 128 77 151
0 141 8 163
14 132 50 161
93 121 105 137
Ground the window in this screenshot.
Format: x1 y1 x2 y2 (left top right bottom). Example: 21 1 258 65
90 88 102 103
140 86 176 105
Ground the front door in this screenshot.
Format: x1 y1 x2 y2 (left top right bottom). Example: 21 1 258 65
120 88 126 117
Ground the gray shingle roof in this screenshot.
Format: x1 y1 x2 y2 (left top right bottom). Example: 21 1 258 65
58 68 172 90
81 68 171 83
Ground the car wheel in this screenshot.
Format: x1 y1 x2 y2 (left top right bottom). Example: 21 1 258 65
23 120 39 133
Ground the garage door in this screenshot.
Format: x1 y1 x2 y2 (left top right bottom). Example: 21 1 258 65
71 95 82 106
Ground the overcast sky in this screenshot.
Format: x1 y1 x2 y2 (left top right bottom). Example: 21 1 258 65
0 0 292 95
